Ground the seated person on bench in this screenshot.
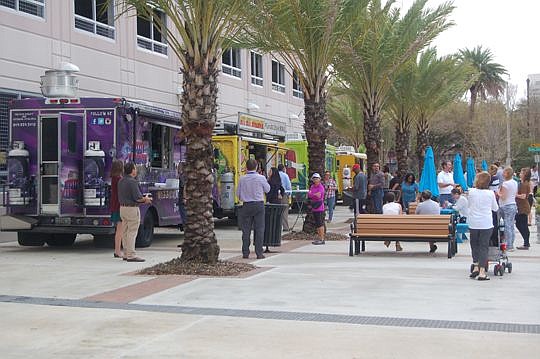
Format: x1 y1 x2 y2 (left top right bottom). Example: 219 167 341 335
449 188 469 240
382 191 403 252
415 190 440 253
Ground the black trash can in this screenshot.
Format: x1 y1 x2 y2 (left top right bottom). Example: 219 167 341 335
263 203 287 249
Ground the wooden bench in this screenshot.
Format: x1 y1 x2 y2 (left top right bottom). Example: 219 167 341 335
349 214 456 258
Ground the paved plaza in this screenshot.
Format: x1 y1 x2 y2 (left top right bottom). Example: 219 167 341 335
0 206 539 358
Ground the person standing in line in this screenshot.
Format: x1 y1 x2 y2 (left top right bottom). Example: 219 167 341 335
237 159 270 259
494 161 504 184
266 167 284 204
437 161 455 206
110 160 124 259
516 168 531 250
450 187 469 241
382 191 403 252
415 190 441 253
277 164 292 231
488 164 501 245
389 171 402 202
529 164 538 225
323 171 337 222
400 173 419 213
118 162 152 262
368 162 385 214
467 172 499 281
352 163 367 214
498 167 518 251
309 173 326 245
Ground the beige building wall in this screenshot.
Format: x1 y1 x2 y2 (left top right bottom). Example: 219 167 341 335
0 1 305 133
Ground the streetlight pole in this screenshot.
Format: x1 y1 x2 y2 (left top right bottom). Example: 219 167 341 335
505 81 512 167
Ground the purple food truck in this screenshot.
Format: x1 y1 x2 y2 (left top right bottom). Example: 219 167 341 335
0 67 185 248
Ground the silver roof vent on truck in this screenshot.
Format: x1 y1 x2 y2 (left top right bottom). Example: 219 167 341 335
40 62 80 98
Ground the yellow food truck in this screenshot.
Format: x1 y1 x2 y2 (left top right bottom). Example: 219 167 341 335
336 146 367 200
212 113 286 218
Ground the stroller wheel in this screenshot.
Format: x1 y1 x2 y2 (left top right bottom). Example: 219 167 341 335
498 266 504 276
493 264 499 276
507 262 512 273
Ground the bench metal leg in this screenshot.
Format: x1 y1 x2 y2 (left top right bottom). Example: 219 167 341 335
447 241 452 259
354 239 360 255
361 240 365 252
349 238 354 256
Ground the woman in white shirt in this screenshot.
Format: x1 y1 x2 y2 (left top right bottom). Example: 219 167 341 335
498 167 518 250
468 172 499 281
382 192 403 251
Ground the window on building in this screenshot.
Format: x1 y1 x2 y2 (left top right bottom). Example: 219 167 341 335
272 60 285 93
1 0 44 17
137 8 168 55
293 71 304 99
222 49 242 78
250 51 263 87
74 0 115 39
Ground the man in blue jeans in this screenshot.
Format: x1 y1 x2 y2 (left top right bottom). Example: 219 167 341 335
368 162 385 214
237 159 270 259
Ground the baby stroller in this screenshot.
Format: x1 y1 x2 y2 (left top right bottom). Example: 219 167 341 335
471 218 512 276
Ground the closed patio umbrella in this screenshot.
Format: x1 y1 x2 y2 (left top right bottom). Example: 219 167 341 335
481 160 488 172
466 157 476 188
419 146 440 198
453 153 468 191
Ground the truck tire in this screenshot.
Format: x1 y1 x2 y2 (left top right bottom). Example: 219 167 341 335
93 234 114 248
17 233 46 246
136 210 155 248
46 234 76 247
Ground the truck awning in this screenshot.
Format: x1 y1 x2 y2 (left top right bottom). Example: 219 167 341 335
240 136 278 145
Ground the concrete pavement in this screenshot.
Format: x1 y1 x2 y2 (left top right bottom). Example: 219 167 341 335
0 206 539 358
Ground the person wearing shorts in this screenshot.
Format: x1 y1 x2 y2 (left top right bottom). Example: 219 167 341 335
308 173 326 245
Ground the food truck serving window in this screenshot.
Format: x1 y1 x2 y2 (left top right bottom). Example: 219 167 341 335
149 123 172 169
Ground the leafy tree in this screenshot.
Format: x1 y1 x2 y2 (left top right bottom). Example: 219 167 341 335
327 90 364 150
335 0 454 171
117 0 249 264
459 46 508 122
239 0 368 176
413 50 473 174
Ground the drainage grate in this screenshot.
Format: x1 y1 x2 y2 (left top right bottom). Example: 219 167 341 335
1 294 539 335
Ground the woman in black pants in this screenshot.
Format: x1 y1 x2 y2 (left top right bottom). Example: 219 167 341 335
516 168 531 250
467 172 499 281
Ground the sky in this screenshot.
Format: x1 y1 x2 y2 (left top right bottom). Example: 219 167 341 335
399 0 539 99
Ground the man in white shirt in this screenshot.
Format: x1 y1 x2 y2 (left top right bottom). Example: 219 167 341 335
437 161 455 207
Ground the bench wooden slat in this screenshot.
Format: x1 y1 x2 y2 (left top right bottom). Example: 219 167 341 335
351 233 449 238
357 224 450 230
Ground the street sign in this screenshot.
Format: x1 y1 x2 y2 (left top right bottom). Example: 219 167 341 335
528 147 540 152
535 154 540 163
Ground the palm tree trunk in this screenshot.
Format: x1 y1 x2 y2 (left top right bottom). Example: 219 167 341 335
304 91 328 177
180 57 220 264
415 115 429 177
363 105 381 174
395 113 411 177
468 86 477 122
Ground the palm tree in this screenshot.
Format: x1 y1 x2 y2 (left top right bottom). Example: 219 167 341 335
327 90 364 150
117 0 248 264
459 46 507 122
413 50 473 174
335 0 455 171
239 0 368 177
388 59 416 176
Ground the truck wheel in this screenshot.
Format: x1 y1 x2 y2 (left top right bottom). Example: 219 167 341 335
93 234 115 248
17 233 46 246
46 234 76 247
136 210 155 248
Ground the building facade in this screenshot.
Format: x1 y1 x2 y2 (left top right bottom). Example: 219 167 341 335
0 0 305 172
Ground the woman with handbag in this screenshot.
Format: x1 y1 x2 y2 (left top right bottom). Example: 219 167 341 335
309 173 326 245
